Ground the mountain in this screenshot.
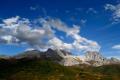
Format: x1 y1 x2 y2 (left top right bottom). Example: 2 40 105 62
110 57 120 63
13 48 71 64
13 49 120 67
84 51 120 66
58 50 120 66
12 49 90 66
60 55 81 66
14 50 42 59
85 51 105 61
0 55 10 59
45 48 64 61
0 49 120 80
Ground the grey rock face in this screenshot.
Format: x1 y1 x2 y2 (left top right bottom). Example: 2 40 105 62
84 51 120 66
85 51 105 62
45 48 63 61
110 57 120 62
60 56 80 66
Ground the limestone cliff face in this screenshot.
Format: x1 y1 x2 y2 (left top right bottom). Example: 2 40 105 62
85 51 104 62
60 56 80 66
84 51 120 66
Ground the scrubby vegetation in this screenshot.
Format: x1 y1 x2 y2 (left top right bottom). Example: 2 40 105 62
0 58 120 80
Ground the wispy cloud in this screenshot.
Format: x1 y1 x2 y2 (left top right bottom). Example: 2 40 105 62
105 3 120 22
80 19 87 26
112 44 120 49
30 5 39 11
97 3 120 30
86 8 97 14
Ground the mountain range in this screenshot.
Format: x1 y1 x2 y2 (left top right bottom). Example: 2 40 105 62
0 49 120 80
6 48 119 66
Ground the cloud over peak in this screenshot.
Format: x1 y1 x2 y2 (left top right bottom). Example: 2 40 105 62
0 16 100 53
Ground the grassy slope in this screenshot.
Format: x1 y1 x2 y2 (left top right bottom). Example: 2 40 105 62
0 58 120 80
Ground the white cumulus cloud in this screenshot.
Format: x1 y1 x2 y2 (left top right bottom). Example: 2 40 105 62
3 16 19 26
0 16 100 53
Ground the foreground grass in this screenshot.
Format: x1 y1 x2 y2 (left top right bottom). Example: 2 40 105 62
0 58 120 80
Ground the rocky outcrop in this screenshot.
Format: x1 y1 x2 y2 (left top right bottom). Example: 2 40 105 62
45 48 63 61
60 56 80 66
84 51 120 66
110 57 120 63
85 51 105 62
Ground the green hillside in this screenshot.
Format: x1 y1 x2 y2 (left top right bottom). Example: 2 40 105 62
0 58 120 80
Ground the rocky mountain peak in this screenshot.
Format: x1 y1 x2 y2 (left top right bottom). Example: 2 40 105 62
85 51 105 62
47 48 55 53
110 57 120 63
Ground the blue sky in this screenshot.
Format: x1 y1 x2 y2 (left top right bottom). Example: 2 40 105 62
0 0 120 58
